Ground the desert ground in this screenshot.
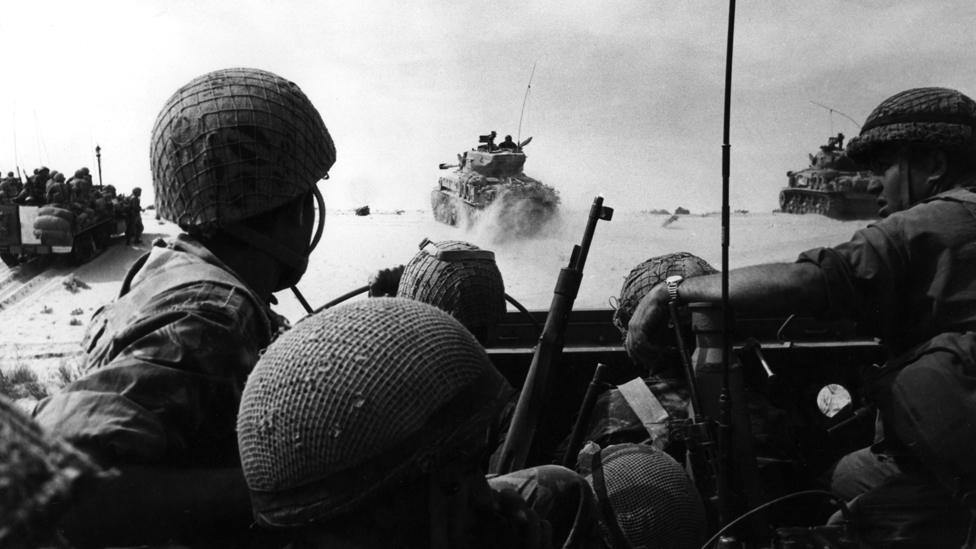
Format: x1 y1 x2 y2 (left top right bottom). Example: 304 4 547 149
0 207 865 409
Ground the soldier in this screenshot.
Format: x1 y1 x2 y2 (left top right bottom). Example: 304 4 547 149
396 238 506 344
124 186 144 245
67 168 93 206
16 166 49 204
576 442 706 549
626 87 976 547
237 298 605 548
32 67 335 547
0 171 20 203
44 171 71 205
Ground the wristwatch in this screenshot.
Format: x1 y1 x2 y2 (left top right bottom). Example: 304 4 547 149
665 275 683 303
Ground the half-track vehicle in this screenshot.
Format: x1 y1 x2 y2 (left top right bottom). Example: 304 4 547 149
0 194 128 267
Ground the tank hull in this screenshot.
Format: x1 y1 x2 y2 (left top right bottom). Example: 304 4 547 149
780 138 881 220
778 189 878 219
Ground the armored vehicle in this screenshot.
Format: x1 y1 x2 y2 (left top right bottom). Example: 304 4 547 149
432 136 559 236
0 197 127 266
780 134 880 219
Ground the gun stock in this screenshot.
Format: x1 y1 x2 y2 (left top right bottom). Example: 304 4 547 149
491 196 613 474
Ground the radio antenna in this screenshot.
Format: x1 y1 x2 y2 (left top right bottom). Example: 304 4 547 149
810 100 861 131
516 62 536 145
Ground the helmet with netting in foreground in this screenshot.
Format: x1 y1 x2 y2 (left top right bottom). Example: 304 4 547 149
0 394 102 546
846 87 976 164
612 251 717 338
579 442 706 549
237 297 510 527
397 238 505 340
151 67 336 233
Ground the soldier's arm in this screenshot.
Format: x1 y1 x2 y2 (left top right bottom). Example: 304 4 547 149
677 262 828 314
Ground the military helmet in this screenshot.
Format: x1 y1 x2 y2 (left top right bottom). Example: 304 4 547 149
150 67 335 232
0 395 101 546
580 443 706 549
397 238 505 340
847 87 976 163
612 251 717 337
237 298 510 527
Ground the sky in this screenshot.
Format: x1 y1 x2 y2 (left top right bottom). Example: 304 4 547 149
1 0 974 214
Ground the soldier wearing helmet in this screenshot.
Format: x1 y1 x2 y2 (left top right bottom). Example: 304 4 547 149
626 87 976 546
33 67 335 547
396 238 507 344
124 186 144 245
0 171 21 203
577 443 706 549
238 298 605 548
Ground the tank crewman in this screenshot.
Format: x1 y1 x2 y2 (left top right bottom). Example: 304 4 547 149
32 67 336 548
626 87 976 547
826 132 845 151
237 298 606 549
0 393 103 548
124 186 144 245
498 134 518 151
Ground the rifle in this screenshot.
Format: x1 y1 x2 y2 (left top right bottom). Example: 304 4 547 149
491 195 613 474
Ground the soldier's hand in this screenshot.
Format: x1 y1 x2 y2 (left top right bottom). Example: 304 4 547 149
367 264 405 297
624 282 672 371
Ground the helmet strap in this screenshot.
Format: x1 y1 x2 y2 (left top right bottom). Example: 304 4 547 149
901 157 916 209
589 449 633 549
222 221 309 289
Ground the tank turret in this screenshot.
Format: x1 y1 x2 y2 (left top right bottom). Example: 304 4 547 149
779 133 880 219
432 135 559 236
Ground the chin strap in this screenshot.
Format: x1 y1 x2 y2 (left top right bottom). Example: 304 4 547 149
901 157 916 208
221 221 309 276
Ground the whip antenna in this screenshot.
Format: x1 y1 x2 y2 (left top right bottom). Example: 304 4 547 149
810 100 861 130
517 62 536 145
718 0 736 528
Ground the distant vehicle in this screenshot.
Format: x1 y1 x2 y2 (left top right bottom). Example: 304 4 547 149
432 135 559 236
354 205 370 216
780 134 880 219
0 197 127 267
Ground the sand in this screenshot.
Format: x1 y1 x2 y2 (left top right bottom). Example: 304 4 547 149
0 207 867 399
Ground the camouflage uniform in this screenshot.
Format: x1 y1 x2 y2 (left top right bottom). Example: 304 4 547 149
33 234 284 467
0 394 101 547
806 88 976 546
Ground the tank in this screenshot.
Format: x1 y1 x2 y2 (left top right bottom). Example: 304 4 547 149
779 134 880 219
432 138 559 236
